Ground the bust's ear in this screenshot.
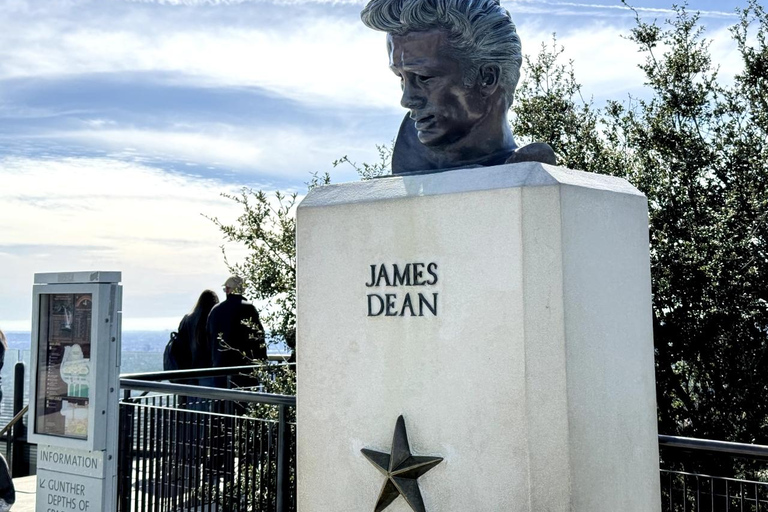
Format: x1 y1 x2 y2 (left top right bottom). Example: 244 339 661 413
478 64 501 97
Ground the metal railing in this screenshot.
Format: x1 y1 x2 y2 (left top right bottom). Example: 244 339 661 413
118 365 296 512
0 361 30 477
120 366 768 512
660 436 768 512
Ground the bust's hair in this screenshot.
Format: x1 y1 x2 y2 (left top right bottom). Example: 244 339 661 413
361 0 522 105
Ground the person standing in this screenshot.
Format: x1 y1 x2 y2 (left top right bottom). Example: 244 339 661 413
206 276 266 388
167 291 219 509
0 330 15 511
205 278 266 485
175 290 220 385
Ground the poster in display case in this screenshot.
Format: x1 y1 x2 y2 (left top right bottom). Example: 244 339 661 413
35 293 93 440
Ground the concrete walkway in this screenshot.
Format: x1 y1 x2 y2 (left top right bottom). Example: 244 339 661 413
11 475 36 511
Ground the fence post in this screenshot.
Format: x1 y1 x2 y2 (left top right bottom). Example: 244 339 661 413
117 390 134 512
276 404 289 512
10 361 26 477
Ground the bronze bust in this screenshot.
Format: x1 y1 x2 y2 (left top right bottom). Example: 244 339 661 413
361 0 556 174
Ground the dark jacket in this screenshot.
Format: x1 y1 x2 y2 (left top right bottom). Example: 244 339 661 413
176 313 211 385
0 343 13 506
0 341 5 402
206 294 266 387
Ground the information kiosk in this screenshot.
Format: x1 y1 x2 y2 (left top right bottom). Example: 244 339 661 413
29 271 122 512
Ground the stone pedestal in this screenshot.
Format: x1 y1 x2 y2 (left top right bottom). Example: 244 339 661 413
296 162 660 512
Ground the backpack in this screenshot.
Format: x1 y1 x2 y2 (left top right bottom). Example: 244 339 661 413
163 330 186 372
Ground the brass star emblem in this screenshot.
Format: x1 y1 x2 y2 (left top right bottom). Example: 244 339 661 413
361 415 443 512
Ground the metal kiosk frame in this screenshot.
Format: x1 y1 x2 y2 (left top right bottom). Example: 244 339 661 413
28 271 122 512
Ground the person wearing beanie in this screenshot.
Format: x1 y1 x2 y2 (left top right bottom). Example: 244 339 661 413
205 276 267 388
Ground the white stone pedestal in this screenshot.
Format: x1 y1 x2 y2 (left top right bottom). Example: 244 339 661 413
296 162 660 512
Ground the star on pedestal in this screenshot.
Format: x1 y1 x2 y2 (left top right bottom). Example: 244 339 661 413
361 415 443 512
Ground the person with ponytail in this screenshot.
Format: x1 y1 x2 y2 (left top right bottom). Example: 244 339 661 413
176 290 220 386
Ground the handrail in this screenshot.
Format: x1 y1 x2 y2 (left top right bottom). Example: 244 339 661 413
120 379 296 406
116 368 768 459
121 364 297 406
121 363 294 382
660 468 768 487
124 369 768 460
659 434 768 459
0 405 28 439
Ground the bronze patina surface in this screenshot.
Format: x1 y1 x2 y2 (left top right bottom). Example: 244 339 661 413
362 0 556 174
361 415 443 512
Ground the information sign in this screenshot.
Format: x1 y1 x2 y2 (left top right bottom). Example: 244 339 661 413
29 271 121 512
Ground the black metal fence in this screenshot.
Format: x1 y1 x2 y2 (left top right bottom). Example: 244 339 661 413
118 367 768 512
660 436 768 512
118 366 296 512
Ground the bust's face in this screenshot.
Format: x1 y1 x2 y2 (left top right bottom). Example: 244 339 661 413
388 29 488 149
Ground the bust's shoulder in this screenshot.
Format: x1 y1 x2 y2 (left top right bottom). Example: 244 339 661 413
505 142 556 166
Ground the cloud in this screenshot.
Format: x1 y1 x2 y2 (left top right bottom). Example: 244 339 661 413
0 2 400 110
517 23 644 100
0 121 391 183
0 156 244 248
0 0 741 114
510 0 738 19
516 15 741 103
122 0 365 4
61 128 265 171
112 0 743 19
0 156 252 326
0 243 112 258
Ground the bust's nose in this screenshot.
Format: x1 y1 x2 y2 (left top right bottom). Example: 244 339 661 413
400 82 425 111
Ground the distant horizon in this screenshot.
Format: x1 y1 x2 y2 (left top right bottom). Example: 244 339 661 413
2 329 290 354
1 316 182 333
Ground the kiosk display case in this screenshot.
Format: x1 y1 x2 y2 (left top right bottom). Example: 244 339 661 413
29 271 122 512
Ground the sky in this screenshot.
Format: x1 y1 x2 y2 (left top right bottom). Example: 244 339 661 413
0 0 751 332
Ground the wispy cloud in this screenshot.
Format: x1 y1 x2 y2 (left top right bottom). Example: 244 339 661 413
0 121 390 183
122 0 365 4
60 128 265 171
0 156 246 323
511 0 738 19
113 0 741 18
517 16 740 102
0 3 399 110
0 0 741 114
517 23 644 100
0 156 238 245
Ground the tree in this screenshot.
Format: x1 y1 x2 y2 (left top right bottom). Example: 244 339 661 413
208 189 297 353
332 142 393 180
512 1 768 446
509 36 628 174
